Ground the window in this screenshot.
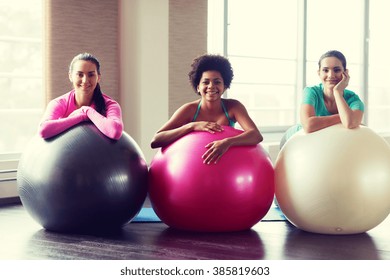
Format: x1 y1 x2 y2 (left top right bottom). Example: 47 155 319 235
208 0 390 134
228 0 300 132
0 0 43 154
368 0 390 133
306 0 365 104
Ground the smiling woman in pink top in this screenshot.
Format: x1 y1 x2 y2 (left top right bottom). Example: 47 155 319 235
38 53 123 140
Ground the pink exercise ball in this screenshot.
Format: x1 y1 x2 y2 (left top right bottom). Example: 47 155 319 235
148 126 275 232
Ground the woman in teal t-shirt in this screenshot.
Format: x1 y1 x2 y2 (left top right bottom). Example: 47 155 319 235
281 50 364 146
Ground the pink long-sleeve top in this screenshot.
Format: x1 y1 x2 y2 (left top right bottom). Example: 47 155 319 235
38 90 123 140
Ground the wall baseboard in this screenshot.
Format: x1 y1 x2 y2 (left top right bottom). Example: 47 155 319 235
0 196 21 207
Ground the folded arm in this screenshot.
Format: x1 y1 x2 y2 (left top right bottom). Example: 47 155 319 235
202 101 263 164
38 100 88 139
300 104 342 133
86 105 123 140
150 104 197 148
333 90 364 129
39 99 123 140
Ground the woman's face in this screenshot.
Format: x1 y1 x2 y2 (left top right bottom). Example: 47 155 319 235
318 56 345 89
69 60 101 98
197 70 226 101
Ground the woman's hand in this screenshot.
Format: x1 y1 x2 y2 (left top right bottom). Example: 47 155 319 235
69 106 90 121
334 69 350 94
202 139 231 164
193 121 224 133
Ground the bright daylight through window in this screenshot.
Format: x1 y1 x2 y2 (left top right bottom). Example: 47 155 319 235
0 0 43 155
208 0 390 134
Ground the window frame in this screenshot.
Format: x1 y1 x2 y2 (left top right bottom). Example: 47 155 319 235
209 0 371 134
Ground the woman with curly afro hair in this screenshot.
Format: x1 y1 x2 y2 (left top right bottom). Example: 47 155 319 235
151 54 262 164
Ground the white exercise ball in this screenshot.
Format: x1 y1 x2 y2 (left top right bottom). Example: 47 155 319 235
275 124 390 234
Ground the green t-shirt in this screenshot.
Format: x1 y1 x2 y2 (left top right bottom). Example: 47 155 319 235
284 83 365 140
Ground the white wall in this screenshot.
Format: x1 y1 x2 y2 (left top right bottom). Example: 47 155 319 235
119 0 207 164
119 0 169 164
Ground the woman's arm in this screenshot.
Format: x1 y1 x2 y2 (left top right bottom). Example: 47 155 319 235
150 103 224 148
222 100 262 146
300 104 342 133
333 93 363 129
202 100 263 164
151 122 196 149
85 100 123 140
150 104 193 148
39 96 123 140
38 100 87 139
333 71 363 129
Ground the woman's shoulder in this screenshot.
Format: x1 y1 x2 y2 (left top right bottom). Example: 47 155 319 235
49 90 73 105
165 100 200 124
102 93 119 104
222 98 243 106
178 100 200 110
222 98 246 112
170 100 199 117
302 84 323 100
304 83 322 94
343 89 364 107
343 88 359 97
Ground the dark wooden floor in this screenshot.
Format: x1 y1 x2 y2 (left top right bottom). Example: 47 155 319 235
1 203 390 260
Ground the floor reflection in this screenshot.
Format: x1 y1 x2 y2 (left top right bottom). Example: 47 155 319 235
283 227 379 260
151 227 265 260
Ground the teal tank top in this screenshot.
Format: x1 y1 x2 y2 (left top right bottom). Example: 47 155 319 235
192 100 236 127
